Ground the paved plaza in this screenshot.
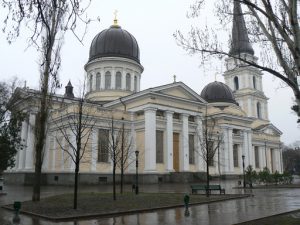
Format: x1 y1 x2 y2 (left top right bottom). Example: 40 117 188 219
1 179 300 225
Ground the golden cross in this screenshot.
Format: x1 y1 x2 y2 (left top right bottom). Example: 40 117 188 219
113 10 119 26
173 74 176 83
114 10 118 20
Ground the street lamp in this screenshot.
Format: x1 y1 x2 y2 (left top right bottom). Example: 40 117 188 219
242 155 246 188
135 150 139 195
264 139 267 168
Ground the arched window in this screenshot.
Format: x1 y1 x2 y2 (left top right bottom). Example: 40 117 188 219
105 71 111 89
234 76 239 90
126 73 131 90
96 72 101 91
89 74 93 92
134 76 137 92
253 76 256 89
116 71 122 89
257 102 261 118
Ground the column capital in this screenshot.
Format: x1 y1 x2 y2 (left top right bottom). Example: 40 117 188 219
144 107 157 113
165 110 174 115
181 113 189 119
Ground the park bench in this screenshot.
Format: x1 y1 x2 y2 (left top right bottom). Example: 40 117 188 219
190 184 225 195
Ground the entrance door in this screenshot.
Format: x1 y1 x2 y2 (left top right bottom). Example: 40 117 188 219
173 133 180 172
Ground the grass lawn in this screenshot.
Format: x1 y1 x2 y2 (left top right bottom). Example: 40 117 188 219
236 210 300 225
4 192 248 221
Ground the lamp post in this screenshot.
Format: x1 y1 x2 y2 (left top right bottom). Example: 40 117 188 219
264 139 267 168
242 155 246 188
135 150 139 195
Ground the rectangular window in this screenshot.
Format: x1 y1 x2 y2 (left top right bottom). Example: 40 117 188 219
255 146 260 168
189 134 195 164
233 144 239 167
98 129 109 163
156 130 164 163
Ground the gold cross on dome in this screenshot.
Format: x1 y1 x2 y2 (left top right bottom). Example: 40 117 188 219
114 10 118 20
113 10 118 25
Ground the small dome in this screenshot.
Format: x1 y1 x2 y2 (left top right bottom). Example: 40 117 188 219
200 81 237 104
88 24 140 64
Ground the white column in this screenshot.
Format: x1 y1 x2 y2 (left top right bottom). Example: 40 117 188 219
111 68 116 89
222 127 229 173
195 116 204 171
247 131 253 167
121 69 126 90
137 74 141 92
92 71 96 90
280 148 283 173
165 111 174 171
259 146 264 170
128 113 137 173
130 73 134 92
242 130 249 167
248 98 252 117
264 103 269 120
91 129 98 172
181 114 189 171
144 108 157 172
25 113 36 170
228 128 234 172
42 134 50 171
18 120 28 170
100 68 105 90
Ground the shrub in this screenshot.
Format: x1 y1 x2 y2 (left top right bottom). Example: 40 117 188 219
245 165 257 187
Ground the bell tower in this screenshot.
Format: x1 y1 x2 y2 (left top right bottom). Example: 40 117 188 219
223 1 269 121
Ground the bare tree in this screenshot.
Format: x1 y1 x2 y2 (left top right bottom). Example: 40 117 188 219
118 118 134 194
2 0 91 201
196 108 222 196
105 116 134 200
51 84 97 209
174 0 300 122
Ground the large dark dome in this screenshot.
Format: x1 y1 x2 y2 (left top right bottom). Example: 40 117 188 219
88 24 140 64
200 81 237 104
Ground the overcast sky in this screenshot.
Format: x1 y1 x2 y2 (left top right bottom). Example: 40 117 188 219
0 0 299 145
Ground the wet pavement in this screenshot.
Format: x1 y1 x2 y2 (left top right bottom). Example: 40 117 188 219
0 179 300 225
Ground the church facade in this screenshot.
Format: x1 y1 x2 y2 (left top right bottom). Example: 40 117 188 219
7 2 283 184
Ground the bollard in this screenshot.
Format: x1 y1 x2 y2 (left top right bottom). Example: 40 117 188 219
12 201 21 223
184 194 190 217
184 194 190 208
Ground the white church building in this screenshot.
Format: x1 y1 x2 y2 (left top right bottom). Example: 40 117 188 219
6 2 283 184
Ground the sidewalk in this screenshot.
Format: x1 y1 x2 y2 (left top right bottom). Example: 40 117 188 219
1 180 300 225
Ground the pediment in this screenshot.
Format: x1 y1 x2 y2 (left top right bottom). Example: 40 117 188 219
150 82 206 103
254 123 282 136
103 82 207 108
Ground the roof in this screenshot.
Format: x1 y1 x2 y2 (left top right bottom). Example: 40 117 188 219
88 25 140 64
229 1 254 56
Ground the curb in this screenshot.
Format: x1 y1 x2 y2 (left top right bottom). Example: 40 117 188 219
233 208 300 224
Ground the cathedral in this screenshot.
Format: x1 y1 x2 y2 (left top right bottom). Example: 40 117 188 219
6 2 283 184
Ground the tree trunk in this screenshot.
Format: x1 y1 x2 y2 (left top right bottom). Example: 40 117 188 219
120 123 124 194
74 164 79 209
32 64 50 202
206 160 210 197
113 162 116 200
